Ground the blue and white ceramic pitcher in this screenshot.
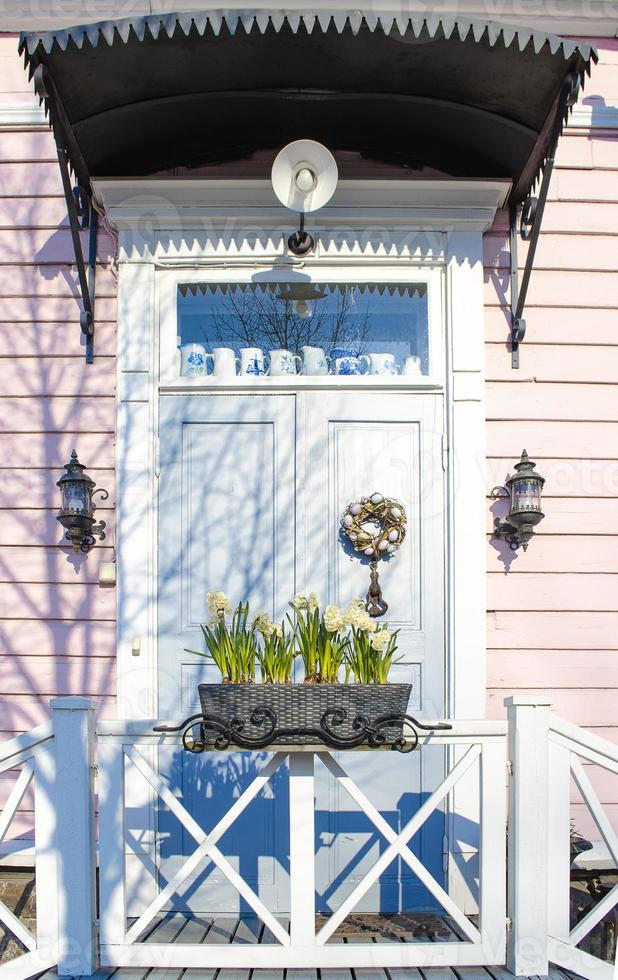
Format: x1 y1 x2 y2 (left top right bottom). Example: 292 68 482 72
179 342 208 376
331 347 367 376
238 347 269 376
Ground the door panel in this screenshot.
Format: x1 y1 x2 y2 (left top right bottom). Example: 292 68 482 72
159 394 296 711
300 391 445 913
157 394 296 913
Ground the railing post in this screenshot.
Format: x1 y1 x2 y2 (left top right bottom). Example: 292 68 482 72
288 752 316 947
505 695 552 978
51 696 98 976
547 736 572 946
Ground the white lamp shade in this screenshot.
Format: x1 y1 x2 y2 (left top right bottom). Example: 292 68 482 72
271 140 338 214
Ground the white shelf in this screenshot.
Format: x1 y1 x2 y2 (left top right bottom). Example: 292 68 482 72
159 375 444 393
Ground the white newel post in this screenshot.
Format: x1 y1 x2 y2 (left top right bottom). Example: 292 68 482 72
51 697 98 976
289 753 316 947
547 735 572 946
505 695 552 978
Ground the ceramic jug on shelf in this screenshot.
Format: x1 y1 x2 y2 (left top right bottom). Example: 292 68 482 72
363 352 400 376
179 342 208 377
331 347 367 376
269 349 300 376
403 355 422 377
238 347 269 376
210 347 237 377
300 345 330 375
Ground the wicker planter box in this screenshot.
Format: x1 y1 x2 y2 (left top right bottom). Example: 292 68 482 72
198 682 412 748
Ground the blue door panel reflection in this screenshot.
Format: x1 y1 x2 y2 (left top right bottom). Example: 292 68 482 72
156 749 446 915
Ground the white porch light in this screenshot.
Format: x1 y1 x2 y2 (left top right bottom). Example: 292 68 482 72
294 166 317 193
271 139 338 255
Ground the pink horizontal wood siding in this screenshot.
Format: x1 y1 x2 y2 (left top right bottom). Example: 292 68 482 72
0 36 117 755
485 38 618 839
0 31 616 846
0 469 114 508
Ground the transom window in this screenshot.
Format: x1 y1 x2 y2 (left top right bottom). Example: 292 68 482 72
175 280 430 378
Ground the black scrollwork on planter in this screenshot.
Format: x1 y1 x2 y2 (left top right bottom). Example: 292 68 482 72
154 708 452 753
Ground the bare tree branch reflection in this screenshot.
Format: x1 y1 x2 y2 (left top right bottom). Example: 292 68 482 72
206 287 371 353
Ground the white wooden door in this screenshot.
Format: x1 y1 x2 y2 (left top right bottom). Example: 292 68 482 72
157 393 296 913
156 389 445 915
299 390 445 913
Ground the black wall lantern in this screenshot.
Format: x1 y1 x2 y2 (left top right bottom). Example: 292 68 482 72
491 450 545 551
56 450 108 553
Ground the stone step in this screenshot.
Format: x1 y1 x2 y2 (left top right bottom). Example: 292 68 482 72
0 873 37 965
0 873 36 917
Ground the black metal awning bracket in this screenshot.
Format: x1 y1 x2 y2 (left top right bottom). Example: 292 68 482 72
510 69 580 369
33 64 97 364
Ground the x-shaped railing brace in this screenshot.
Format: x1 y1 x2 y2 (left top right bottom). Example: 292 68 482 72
122 744 483 950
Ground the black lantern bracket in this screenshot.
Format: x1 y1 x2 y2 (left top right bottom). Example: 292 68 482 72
33 64 98 364
77 494 108 553
509 70 581 369
491 489 523 551
491 449 545 551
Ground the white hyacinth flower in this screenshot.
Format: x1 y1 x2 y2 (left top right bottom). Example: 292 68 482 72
307 592 320 613
253 611 272 635
370 630 392 651
207 590 231 617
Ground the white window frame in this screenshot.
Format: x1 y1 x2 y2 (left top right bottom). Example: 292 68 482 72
159 265 444 390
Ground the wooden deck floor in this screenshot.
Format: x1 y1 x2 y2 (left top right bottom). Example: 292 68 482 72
34 914 581 980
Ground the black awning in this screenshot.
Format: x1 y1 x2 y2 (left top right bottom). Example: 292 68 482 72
20 10 596 204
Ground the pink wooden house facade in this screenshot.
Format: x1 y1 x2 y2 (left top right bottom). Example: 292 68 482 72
0 3 616 978
1 11 616 839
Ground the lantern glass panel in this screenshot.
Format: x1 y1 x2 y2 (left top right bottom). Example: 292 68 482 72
510 478 542 514
61 481 90 514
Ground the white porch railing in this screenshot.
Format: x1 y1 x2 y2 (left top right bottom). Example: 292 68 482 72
547 713 618 980
95 718 507 970
0 696 615 979
0 720 56 980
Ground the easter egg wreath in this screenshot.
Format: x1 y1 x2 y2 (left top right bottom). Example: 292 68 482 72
341 492 407 558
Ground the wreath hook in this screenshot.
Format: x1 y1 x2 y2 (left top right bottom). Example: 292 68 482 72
366 560 388 617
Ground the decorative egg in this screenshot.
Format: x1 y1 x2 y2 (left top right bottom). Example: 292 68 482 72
391 506 402 519
350 503 362 516
387 544 396 553
343 514 353 527
370 493 383 504
349 533 357 542
378 540 389 551
364 546 375 556
388 529 399 542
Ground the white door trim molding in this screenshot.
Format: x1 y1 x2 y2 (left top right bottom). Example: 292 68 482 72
95 179 510 251
111 179 491 729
